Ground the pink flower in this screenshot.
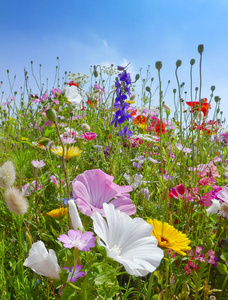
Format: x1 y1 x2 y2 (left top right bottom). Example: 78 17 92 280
50 175 64 187
82 132 97 141
58 230 95 251
169 184 190 199
31 160 46 168
72 169 135 216
217 185 228 203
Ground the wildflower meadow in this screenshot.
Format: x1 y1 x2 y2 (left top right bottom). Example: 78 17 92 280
1 44 228 299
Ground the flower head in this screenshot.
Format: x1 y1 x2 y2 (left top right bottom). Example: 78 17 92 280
72 169 135 216
91 203 164 277
47 207 68 219
186 98 211 117
147 219 191 256
5 187 28 215
63 265 85 282
58 230 95 251
31 160 46 168
0 161 16 189
82 132 97 141
51 146 82 160
23 241 61 280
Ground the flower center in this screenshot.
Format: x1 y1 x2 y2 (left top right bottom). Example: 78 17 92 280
110 244 122 256
161 237 169 244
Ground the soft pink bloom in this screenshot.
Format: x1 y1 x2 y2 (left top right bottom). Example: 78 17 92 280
82 132 97 141
213 156 222 162
31 160 46 168
72 169 135 216
21 180 43 196
58 229 95 251
50 175 64 187
221 132 228 143
198 192 212 207
217 185 228 203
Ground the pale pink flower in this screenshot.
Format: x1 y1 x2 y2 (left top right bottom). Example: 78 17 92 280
58 230 95 251
31 160 46 168
72 169 135 216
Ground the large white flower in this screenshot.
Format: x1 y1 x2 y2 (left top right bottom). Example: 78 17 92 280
64 85 83 108
91 203 163 277
23 241 61 279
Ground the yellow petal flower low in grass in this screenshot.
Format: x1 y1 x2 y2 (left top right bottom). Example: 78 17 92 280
47 207 68 219
51 146 82 160
147 219 191 256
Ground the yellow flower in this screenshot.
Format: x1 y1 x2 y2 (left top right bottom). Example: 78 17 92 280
51 146 82 160
47 207 68 219
147 219 191 256
21 137 29 141
126 100 135 104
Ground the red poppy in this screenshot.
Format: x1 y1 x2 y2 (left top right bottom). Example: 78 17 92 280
149 119 167 135
134 115 146 125
67 81 79 87
86 99 97 108
186 98 211 117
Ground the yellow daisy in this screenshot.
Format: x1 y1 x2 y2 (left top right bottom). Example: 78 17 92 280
147 219 191 256
51 146 82 160
47 207 68 219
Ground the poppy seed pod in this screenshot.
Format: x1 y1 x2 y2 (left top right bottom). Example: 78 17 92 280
198 44 204 54
45 108 56 122
214 96 220 103
155 61 162 70
135 74 140 81
199 98 206 105
176 60 182 67
190 59 195 66
211 86 215 92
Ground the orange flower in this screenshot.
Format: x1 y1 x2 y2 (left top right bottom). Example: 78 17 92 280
186 98 211 117
67 81 79 87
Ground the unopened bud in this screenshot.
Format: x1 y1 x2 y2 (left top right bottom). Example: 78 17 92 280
190 59 195 65
130 94 136 101
135 74 140 81
214 96 220 103
173 89 176 94
176 60 182 67
146 86 151 92
199 98 205 105
93 66 98 77
211 86 215 92
198 44 204 54
46 108 56 122
81 123 91 132
155 61 162 70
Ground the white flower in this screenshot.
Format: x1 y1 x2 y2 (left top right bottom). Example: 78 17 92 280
68 199 83 231
0 161 16 189
91 203 163 276
206 199 221 215
163 103 172 112
64 85 83 108
23 241 61 280
131 134 160 143
124 173 148 189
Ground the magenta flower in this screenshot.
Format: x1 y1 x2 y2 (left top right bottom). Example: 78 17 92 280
58 230 95 251
63 265 85 282
31 160 46 168
82 132 97 141
72 169 135 216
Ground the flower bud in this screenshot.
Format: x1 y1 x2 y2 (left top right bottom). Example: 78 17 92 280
45 108 56 122
130 94 136 101
211 86 215 92
176 60 182 67
198 44 204 54
173 89 176 94
146 86 151 92
81 123 91 132
199 98 205 105
135 74 140 81
214 96 220 103
93 66 98 77
155 61 162 70
190 59 195 65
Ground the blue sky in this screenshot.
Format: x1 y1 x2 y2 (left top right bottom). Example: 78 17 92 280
1 0 228 125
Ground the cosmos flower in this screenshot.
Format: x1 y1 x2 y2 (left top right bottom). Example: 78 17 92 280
91 203 164 276
51 146 82 160
82 132 97 141
72 169 135 216
23 241 61 280
147 219 191 256
58 230 95 251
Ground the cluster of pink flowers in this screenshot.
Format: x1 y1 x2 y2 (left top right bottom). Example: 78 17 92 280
185 246 217 275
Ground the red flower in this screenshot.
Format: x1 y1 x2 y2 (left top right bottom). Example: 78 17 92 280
134 115 146 125
186 98 211 117
67 81 79 87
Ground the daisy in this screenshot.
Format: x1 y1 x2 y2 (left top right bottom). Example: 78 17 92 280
147 219 191 256
47 207 68 219
51 146 82 160
91 203 163 277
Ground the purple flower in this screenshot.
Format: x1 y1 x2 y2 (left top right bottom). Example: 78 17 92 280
117 125 133 140
58 230 95 251
72 169 135 216
63 265 85 282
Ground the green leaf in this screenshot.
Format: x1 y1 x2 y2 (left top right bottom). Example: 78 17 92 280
217 262 228 275
221 253 228 266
